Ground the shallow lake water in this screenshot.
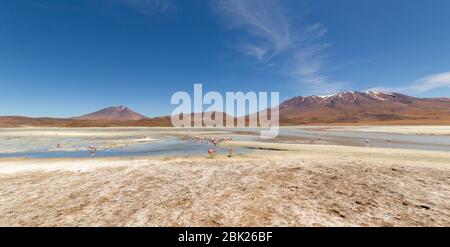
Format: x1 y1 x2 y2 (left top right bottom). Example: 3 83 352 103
0 138 248 158
0 127 449 158
275 128 450 152
0 128 252 158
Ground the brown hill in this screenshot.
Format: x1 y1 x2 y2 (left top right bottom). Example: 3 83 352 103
0 116 172 128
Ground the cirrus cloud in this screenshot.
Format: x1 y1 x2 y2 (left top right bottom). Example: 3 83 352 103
213 0 346 95
369 72 450 95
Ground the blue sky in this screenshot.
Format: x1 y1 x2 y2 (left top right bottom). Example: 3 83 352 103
1 0 449 117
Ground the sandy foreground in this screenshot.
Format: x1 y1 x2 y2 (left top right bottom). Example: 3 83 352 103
0 141 449 227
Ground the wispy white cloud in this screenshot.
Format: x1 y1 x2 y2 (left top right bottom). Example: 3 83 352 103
213 0 346 95
369 72 450 94
215 0 292 55
118 0 176 15
239 44 269 61
410 72 450 93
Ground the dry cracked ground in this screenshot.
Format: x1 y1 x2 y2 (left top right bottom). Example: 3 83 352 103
0 146 449 227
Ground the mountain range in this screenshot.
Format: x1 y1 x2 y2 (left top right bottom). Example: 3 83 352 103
0 91 449 127
278 91 450 124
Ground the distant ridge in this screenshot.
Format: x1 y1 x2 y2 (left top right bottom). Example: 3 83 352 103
74 106 148 121
0 92 450 127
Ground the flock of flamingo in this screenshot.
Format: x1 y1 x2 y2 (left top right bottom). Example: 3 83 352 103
181 135 234 158
59 134 394 158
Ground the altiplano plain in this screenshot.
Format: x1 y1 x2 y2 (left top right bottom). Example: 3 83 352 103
0 126 449 226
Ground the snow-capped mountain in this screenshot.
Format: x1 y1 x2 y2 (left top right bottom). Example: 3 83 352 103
278 91 450 124
280 91 415 108
75 106 148 121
